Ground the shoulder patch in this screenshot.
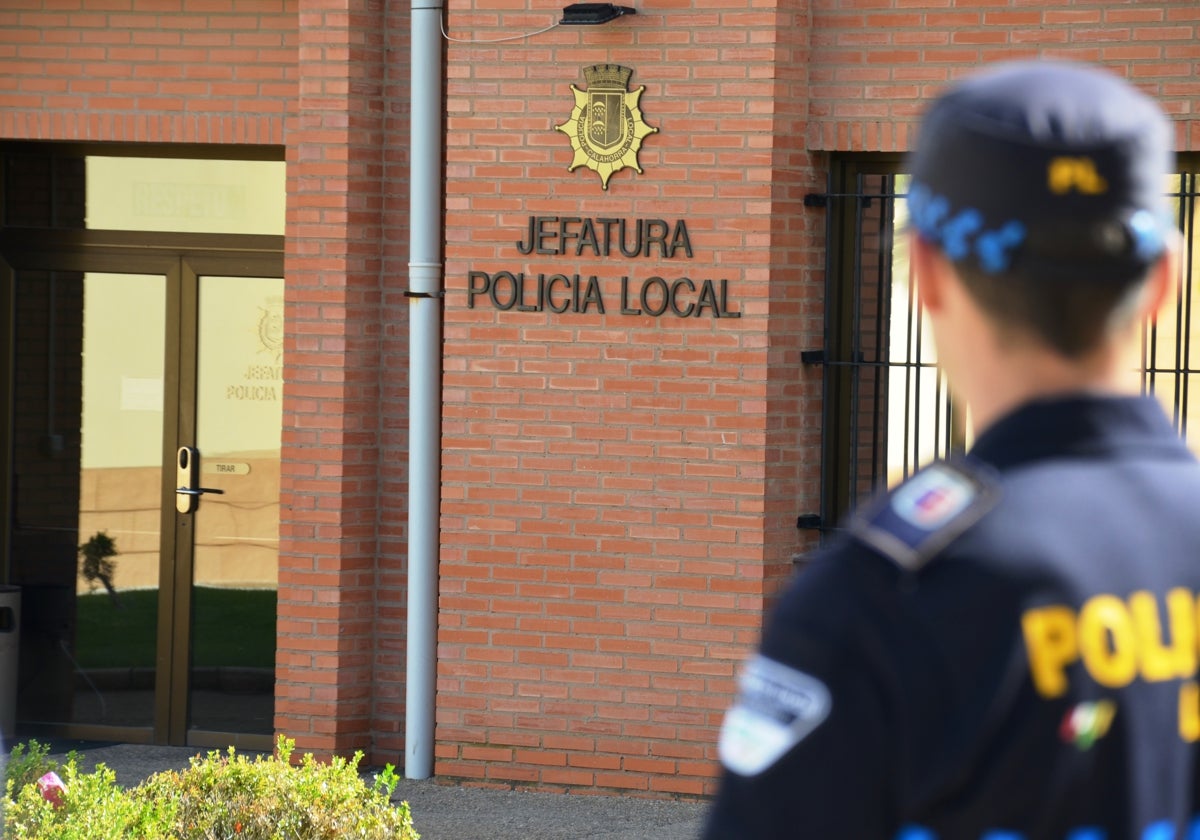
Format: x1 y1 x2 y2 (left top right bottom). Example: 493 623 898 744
848 460 998 571
718 655 832 777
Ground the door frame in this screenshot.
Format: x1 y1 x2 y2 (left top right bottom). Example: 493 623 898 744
171 252 283 751
0 229 282 747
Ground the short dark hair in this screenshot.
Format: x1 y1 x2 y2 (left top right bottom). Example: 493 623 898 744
949 255 1152 358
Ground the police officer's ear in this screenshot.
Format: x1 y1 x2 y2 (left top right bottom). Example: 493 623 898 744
910 230 951 315
1139 229 1180 327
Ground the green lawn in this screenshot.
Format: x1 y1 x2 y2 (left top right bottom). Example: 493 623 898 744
74 587 277 670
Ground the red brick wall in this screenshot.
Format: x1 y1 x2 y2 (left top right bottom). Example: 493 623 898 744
275 0 391 756
437 0 821 796
0 0 293 143
373 0 417 766
808 1 1200 153
766 0 823 598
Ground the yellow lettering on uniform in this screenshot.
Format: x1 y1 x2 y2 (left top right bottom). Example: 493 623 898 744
1079 595 1138 689
1196 592 1200 664
1179 681 1200 742
1171 589 1199 676
1022 605 1079 698
1131 589 1197 681
1047 157 1108 195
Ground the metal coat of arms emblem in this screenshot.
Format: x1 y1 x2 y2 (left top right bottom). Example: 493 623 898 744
257 299 284 362
555 64 658 190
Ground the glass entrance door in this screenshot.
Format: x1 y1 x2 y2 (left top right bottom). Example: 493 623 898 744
5 253 282 749
11 269 166 735
77 271 167 731
180 271 283 746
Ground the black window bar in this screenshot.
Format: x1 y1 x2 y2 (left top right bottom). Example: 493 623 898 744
1146 172 1200 440
804 158 1200 538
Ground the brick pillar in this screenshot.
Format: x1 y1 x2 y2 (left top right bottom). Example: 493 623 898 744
368 0 413 765
763 0 819 575
276 0 387 755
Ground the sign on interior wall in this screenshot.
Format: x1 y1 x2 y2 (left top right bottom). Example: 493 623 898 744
556 64 657 191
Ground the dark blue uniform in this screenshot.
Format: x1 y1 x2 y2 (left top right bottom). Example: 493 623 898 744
703 396 1200 839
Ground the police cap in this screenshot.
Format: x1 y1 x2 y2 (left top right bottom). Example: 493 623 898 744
907 60 1175 282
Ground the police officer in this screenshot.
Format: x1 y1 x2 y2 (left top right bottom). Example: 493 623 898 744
702 61 1200 840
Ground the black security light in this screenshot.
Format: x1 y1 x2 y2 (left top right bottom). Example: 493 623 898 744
560 3 636 24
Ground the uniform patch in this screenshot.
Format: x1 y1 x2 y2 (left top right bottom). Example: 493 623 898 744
850 460 999 572
718 655 831 777
1059 699 1116 750
892 466 976 528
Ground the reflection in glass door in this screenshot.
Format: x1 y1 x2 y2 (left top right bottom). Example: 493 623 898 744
76 273 166 729
186 274 283 740
10 270 165 734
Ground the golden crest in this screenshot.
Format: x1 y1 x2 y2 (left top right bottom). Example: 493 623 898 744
555 64 658 190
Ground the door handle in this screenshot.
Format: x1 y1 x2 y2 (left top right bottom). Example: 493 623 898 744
175 446 225 514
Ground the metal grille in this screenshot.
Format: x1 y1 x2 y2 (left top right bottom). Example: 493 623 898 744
1146 172 1200 441
811 160 1200 533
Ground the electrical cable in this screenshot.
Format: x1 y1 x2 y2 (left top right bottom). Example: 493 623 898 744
438 14 561 43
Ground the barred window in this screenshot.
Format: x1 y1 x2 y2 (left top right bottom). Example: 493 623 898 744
814 156 1200 533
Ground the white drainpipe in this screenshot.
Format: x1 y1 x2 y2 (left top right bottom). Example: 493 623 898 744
405 0 445 780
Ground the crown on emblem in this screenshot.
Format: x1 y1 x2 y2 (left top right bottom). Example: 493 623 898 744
582 64 632 89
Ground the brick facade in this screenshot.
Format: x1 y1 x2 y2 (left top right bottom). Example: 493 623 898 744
1 0 1197 799
807 2 1200 153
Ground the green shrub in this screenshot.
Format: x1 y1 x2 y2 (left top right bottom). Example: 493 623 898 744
3 737 418 840
3 740 61 800
4 756 176 840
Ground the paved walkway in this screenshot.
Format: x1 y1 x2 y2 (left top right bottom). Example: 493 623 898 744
5 740 710 840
